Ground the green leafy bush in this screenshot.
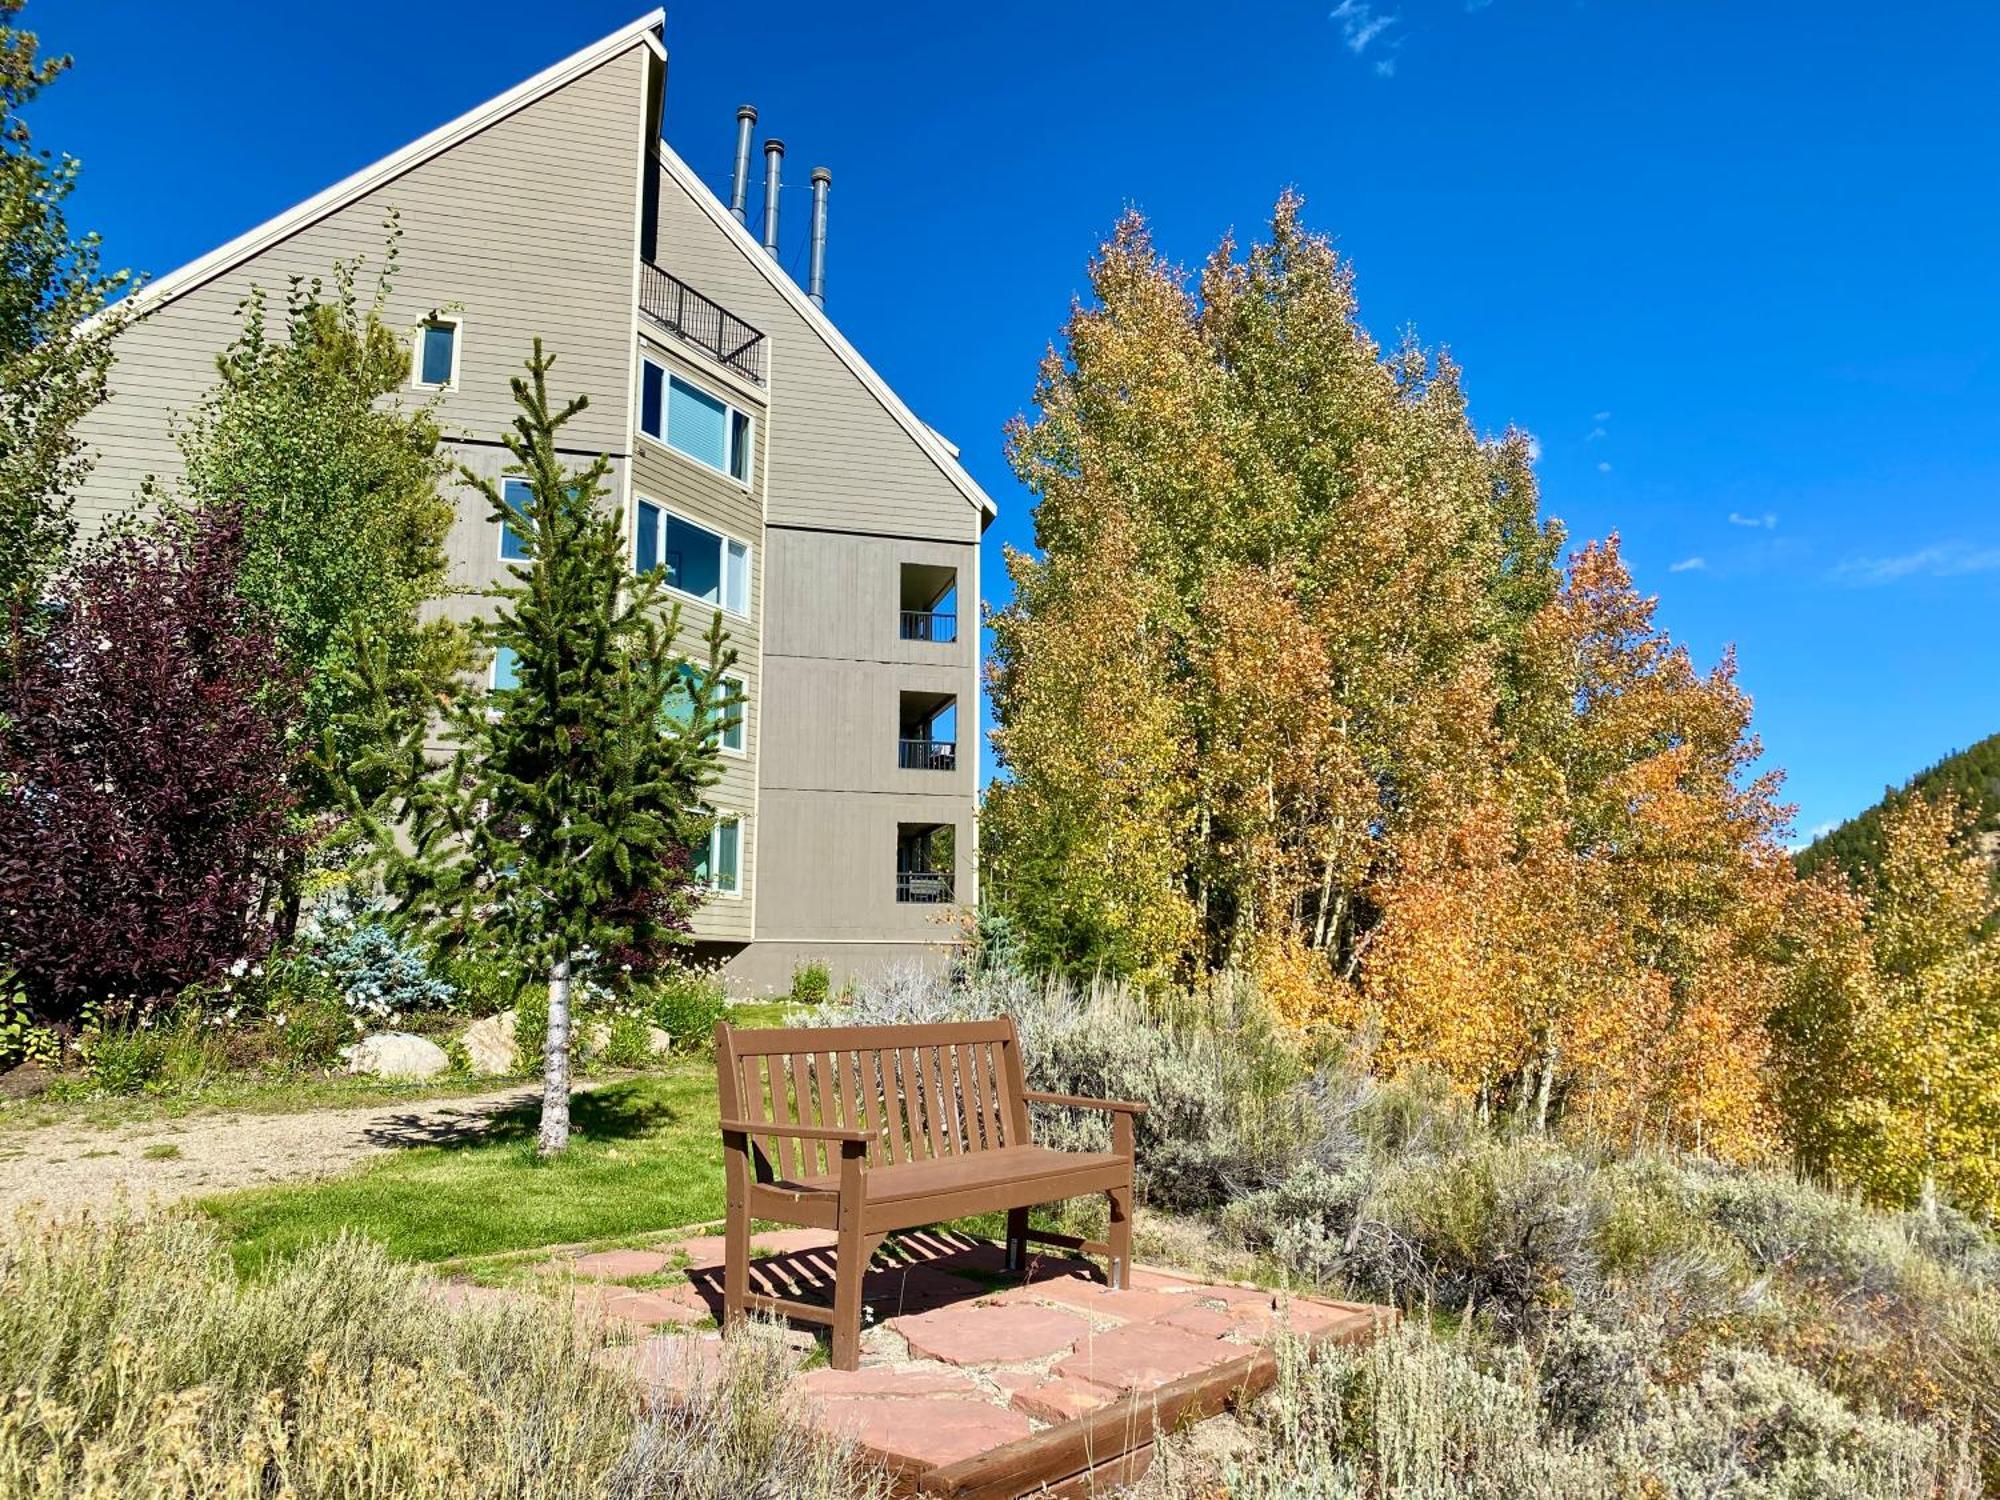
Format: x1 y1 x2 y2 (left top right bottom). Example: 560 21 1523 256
433 950 523 1018
788 960 830 1007
646 966 728 1050
600 1004 654 1070
77 1025 162 1095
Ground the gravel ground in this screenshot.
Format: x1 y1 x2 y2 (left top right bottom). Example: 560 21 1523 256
0 1083 570 1218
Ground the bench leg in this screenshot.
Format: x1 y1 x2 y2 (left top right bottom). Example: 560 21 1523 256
831 1146 868 1371
1106 1181 1133 1290
1005 1207 1030 1275
722 1193 749 1335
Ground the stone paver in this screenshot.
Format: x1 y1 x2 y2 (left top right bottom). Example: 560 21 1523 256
808 1394 1034 1468
798 1366 987 1401
1057 1321 1250 1393
599 1285 711 1327
623 1334 735 1398
585 1229 1390 1489
569 1247 671 1278
1159 1303 1239 1339
891 1301 1089 1366
992 1370 1119 1424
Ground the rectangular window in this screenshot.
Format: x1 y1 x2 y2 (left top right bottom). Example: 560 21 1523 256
693 813 741 894
633 498 750 615
414 317 459 389
499 478 533 561
491 644 520 692
638 359 752 482
661 666 746 753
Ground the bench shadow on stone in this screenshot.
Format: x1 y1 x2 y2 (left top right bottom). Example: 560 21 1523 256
678 1226 1102 1327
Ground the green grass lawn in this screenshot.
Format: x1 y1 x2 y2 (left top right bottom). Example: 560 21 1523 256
203 1068 727 1273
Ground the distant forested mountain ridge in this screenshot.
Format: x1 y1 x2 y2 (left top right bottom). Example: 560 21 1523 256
1798 732 2000 888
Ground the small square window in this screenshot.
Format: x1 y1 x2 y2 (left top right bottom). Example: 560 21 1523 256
499 478 533 561
414 318 459 389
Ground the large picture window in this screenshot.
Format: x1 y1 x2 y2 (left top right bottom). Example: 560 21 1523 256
634 498 750 616
640 360 752 482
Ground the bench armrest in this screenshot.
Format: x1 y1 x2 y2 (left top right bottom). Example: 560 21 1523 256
1021 1091 1150 1116
718 1118 872 1145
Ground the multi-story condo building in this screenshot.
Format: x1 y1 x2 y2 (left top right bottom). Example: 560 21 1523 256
72 12 994 992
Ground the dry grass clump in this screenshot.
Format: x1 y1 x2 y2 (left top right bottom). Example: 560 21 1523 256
0 1208 882 1500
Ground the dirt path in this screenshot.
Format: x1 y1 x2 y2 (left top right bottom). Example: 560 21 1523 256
0 1083 570 1218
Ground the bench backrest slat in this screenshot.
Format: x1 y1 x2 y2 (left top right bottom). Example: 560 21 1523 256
716 1018 1027 1181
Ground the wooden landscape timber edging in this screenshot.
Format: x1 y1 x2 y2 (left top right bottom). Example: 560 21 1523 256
908 1303 1391 1499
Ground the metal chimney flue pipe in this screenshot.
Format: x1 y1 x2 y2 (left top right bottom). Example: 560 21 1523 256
761 138 784 259
807 167 831 307
728 105 757 224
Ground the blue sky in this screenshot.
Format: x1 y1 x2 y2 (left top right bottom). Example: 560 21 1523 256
37 1 2000 838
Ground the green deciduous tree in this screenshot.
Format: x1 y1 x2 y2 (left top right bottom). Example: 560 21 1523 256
0 1 133 609
177 235 467 917
341 342 732 1155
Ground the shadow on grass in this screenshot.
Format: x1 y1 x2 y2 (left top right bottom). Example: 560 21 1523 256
358 1078 688 1155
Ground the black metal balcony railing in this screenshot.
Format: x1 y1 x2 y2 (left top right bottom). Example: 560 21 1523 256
899 739 957 772
640 262 766 386
899 610 958 644
897 870 955 904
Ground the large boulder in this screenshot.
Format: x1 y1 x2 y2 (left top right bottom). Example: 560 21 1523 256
342 1031 448 1080
458 1011 520 1076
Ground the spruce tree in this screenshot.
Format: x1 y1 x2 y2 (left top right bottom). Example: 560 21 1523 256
342 342 734 1154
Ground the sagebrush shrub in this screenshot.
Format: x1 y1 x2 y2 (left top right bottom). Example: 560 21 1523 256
0 1210 883 1500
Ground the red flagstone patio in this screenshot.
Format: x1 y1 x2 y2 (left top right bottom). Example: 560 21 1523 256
517 1225 1392 1497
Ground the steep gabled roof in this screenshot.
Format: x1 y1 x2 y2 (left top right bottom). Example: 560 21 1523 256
654 145 998 522
119 12 668 318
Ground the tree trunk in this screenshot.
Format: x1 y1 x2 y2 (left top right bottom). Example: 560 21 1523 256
1535 1039 1559 1133
538 954 573 1157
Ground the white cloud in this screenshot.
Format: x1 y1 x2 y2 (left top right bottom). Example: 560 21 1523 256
1596 461 1613 473
1331 0 1398 54
1586 425 1608 442
1593 410 1611 422
1728 511 1778 529
1831 542 2000 585
1523 435 1543 462
1669 556 1707 573
1374 57 1398 76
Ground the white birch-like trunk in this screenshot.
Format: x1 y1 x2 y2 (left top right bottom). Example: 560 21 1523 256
538 954 573 1157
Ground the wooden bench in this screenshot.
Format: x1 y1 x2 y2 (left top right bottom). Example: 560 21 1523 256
715 1018 1147 1370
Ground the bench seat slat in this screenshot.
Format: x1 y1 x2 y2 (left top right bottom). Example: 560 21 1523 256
772 1144 1126 1204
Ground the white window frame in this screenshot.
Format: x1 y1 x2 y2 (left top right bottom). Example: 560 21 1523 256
411 315 463 391
717 670 748 757
633 495 752 619
638 356 754 488
699 812 743 897
489 643 519 693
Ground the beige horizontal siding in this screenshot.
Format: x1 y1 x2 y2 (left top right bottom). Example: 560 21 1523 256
74 43 652 531
652 164 980 545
